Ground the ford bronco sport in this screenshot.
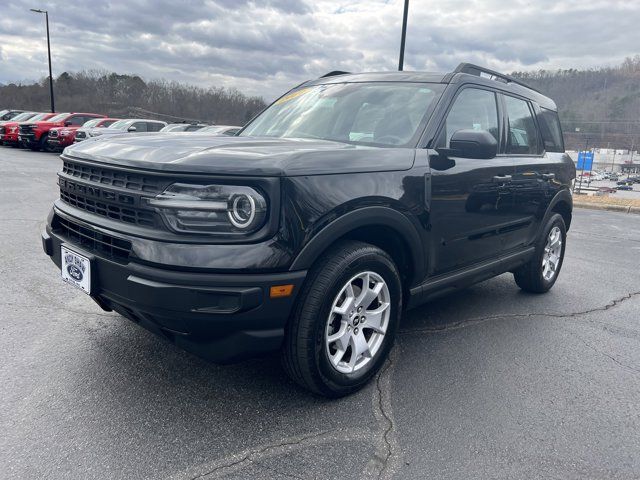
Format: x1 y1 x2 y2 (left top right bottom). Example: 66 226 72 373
43 64 575 397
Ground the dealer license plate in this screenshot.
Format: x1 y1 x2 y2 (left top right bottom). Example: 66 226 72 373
61 246 91 294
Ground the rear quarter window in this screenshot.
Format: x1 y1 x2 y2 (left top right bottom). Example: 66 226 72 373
538 108 564 153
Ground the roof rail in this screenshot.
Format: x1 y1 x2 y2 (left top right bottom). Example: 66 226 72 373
320 70 351 78
448 63 542 94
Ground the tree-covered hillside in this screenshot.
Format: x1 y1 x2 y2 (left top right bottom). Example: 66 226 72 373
513 56 640 150
0 71 266 126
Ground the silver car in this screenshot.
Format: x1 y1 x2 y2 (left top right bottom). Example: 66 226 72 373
86 119 167 138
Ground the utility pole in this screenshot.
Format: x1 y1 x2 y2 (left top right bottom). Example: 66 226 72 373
610 148 616 173
575 128 589 194
30 8 55 113
398 0 409 71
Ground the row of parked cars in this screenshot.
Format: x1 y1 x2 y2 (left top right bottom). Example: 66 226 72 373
0 109 241 152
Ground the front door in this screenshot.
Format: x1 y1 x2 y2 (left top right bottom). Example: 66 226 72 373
428 86 520 275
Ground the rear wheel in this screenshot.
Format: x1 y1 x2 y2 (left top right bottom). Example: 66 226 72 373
282 240 402 397
513 213 566 293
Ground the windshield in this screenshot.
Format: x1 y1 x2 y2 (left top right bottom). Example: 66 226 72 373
160 124 188 132
199 125 230 133
29 113 50 121
46 113 70 123
108 120 129 129
11 112 34 121
82 118 101 128
240 82 443 146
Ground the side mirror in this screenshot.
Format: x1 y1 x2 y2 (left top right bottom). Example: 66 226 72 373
436 129 497 159
128 126 137 132
64 121 73 126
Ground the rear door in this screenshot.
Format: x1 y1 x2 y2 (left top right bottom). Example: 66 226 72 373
131 122 148 132
429 86 519 275
506 95 565 247
147 122 164 132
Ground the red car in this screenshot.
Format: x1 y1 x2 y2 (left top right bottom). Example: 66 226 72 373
19 112 106 151
0 113 56 147
47 118 119 151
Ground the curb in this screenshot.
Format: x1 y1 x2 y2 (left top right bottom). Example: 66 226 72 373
574 202 640 215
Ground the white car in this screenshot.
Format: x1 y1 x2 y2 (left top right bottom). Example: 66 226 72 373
86 119 167 138
195 125 242 135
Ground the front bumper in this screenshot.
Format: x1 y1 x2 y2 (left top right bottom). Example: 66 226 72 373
18 133 38 147
2 132 19 145
42 212 307 363
48 137 73 149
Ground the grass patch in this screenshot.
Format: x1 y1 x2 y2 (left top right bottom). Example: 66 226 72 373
573 194 640 207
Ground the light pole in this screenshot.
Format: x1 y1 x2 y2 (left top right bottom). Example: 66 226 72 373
575 127 589 194
398 0 409 71
30 8 55 113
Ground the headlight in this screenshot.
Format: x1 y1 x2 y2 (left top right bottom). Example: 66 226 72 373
146 183 268 234
10 126 18 133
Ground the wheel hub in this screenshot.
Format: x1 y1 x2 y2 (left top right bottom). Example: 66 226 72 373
325 271 391 374
542 226 562 281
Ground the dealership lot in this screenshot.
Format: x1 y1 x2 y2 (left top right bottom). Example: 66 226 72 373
1 148 640 479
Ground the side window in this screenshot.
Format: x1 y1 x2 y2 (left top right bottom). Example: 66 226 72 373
504 95 539 155
131 122 147 132
537 108 564 153
68 116 86 126
147 122 163 132
437 88 499 148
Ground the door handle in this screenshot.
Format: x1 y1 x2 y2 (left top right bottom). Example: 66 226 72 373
492 175 512 183
542 173 555 180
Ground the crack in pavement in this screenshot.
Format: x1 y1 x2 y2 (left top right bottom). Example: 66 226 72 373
571 332 640 375
166 428 372 480
363 347 400 480
399 290 640 335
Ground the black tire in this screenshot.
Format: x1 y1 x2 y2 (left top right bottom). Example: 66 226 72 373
30 134 48 152
513 213 566 293
282 240 402 397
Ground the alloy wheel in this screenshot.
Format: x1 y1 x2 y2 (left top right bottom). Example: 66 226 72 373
542 226 562 281
325 271 391 374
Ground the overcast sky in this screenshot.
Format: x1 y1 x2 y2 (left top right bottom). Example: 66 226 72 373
1 0 638 100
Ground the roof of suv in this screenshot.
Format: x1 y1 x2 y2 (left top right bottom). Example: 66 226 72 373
304 63 556 110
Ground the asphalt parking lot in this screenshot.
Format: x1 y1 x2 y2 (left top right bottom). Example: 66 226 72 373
1 147 640 480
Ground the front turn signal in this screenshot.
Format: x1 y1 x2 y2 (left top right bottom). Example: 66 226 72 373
269 284 294 298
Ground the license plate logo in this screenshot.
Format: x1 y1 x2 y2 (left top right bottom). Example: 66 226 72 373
61 246 91 294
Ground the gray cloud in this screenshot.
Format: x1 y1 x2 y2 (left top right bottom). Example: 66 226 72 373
0 0 638 100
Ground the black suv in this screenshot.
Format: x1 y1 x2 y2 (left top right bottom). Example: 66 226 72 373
43 64 575 397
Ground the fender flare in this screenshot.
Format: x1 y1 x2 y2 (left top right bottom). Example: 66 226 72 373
544 188 573 229
289 206 426 283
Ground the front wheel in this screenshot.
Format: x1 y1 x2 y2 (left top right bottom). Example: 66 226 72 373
513 213 567 293
282 240 402 397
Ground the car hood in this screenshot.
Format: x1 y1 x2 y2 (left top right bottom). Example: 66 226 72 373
62 134 416 176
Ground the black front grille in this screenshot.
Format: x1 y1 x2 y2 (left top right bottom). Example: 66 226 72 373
0 127 4 135
49 130 59 138
62 160 165 194
53 215 132 261
19 124 35 134
59 187 157 227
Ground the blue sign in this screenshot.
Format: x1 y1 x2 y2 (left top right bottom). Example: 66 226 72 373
577 151 594 170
